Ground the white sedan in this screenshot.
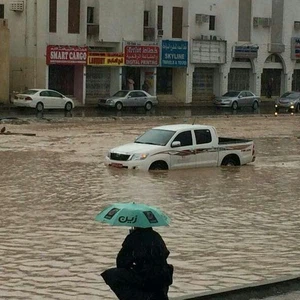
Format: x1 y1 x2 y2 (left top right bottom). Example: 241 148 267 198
13 89 75 112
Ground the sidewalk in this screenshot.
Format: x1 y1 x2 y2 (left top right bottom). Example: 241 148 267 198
171 275 300 300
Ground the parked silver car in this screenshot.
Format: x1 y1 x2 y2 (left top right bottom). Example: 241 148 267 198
98 90 158 111
275 91 300 113
214 90 261 110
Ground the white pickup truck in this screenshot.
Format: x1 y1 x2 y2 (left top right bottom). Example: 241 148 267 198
105 124 255 171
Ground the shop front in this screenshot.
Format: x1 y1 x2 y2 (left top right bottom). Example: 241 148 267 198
228 45 258 92
159 40 188 102
191 39 226 102
46 45 87 103
291 37 300 91
123 41 159 95
86 51 124 104
261 54 283 98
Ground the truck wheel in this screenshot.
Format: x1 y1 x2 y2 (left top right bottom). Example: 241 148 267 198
221 156 240 166
232 101 238 110
149 161 168 170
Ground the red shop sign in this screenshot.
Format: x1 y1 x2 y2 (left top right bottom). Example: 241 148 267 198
46 45 88 65
124 45 159 66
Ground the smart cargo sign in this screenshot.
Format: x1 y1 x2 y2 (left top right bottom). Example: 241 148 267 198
46 45 88 65
161 40 188 67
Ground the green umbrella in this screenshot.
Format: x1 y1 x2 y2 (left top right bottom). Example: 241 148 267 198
95 202 170 228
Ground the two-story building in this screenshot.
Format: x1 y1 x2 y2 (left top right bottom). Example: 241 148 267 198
2 0 300 106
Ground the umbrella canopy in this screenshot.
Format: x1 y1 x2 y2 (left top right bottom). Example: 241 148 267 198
95 202 170 228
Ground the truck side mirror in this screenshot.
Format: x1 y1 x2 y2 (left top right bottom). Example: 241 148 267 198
171 141 181 148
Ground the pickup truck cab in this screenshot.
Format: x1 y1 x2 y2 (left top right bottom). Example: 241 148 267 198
105 124 255 171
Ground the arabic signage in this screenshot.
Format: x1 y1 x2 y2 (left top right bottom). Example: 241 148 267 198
124 41 159 66
291 37 300 59
87 52 124 66
233 45 258 59
191 40 226 64
46 45 88 65
161 40 188 67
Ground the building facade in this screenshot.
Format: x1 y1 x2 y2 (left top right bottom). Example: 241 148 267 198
0 16 9 104
2 0 300 105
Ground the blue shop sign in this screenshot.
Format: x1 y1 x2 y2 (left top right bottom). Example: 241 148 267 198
161 40 188 67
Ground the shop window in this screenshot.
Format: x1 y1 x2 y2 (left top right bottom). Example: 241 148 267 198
68 0 80 34
172 7 182 38
209 16 215 30
192 68 214 96
87 7 94 23
157 6 163 30
86 66 110 97
49 0 57 32
157 68 172 94
0 4 4 18
228 69 250 91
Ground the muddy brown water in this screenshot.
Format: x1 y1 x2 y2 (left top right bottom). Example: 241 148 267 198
1 115 300 299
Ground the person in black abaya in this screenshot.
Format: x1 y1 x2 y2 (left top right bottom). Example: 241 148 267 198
101 227 173 300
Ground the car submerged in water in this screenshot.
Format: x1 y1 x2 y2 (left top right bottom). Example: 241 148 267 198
275 91 300 113
214 90 261 110
98 90 158 111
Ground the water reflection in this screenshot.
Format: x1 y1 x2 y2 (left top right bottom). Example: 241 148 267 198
1 136 300 299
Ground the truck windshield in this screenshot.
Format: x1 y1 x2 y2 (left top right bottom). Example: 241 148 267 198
135 129 176 146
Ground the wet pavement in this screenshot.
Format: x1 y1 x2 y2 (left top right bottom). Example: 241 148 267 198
1 114 300 299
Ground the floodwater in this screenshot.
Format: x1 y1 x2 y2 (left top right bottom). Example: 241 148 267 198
1 115 300 299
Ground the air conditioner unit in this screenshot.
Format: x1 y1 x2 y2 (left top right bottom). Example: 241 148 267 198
143 26 155 41
9 1 24 11
294 21 300 30
195 14 209 24
253 17 260 27
157 29 164 36
87 24 99 36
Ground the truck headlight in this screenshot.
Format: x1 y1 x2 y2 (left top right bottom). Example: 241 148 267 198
130 153 149 160
107 151 111 158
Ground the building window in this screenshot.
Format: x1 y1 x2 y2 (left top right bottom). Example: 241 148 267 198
209 15 215 30
0 4 4 18
49 0 57 32
172 7 183 38
68 0 80 33
87 7 94 24
144 11 150 27
157 6 163 30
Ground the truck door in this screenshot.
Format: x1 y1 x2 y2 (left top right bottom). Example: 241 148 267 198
169 130 196 169
194 129 218 167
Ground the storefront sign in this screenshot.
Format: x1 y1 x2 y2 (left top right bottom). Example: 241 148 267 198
191 40 226 64
46 45 88 65
233 45 258 59
87 52 124 66
291 37 300 59
161 40 188 67
124 42 159 66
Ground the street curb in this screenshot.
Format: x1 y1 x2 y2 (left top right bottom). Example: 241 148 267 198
170 275 300 300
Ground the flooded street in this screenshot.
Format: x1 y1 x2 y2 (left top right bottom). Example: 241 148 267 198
1 114 300 299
